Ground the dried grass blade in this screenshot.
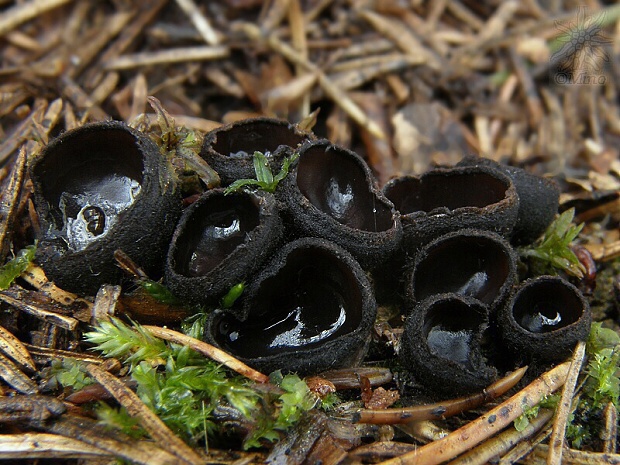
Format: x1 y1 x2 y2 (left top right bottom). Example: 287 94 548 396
448 408 554 465
175 0 220 45
44 415 182 465
104 46 230 70
239 23 387 140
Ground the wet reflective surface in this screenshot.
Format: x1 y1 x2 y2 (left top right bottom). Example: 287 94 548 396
325 177 355 224
426 327 474 369
175 195 260 276
214 246 361 358
57 174 141 251
296 144 393 232
519 306 563 333
423 298 485 371
413 236 511 305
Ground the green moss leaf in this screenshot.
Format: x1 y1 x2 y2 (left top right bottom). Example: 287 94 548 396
221 282 245 308
0 243 36 290
519 208 586 278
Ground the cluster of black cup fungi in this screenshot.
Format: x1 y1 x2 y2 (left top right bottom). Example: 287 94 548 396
30 118 591 397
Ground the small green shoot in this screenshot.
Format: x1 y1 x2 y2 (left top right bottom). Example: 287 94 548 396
48 358 94 391
221 282 245 308
0 243 36 290
96 403 147 439
78 318 326 449
139 279 181 305
513 394 559 432
519 208 586 278
84 317 168 369
224 151 299 195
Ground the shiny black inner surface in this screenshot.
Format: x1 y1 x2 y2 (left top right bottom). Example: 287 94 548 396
385 172 507 214
214 247 363 358
212 121 305 158
174 194 260 276
414 237 510 305
296 145 393 232
36 129 144 252
513 281 583 333
422 299 485 370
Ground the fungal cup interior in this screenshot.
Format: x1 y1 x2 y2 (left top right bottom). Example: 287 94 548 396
512 281 584 333
422 299 486 370
172 194 260 277
413 236 511 305
213 246 364 358
296 145 393 232
386 172 508 214
212 120 305 158
36 128 144 252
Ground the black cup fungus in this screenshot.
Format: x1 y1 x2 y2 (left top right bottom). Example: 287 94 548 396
30 121 182 295
499 275 591 364
383 165 519 250
206 237 377 375
200 117 311 185
279 140 402 268
400 293 497 396
165 189 283 307
458 156 560 244
408 229 517 311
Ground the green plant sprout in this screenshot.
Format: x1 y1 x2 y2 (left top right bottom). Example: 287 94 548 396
224 151 299 195
0 243 36 290
513 322 620 448
221 282 245 308
75 318 321 448
139 279 181 305
48 358 95 392
519 208 586 278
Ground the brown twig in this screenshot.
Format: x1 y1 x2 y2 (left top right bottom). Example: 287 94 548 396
448 408 554 465
143 325 270 384
355 366 527 424
602 401 618 454
0 0 73 37
239 22 387 140
0 145 27 261
0 287 79 331
379 361 571 465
